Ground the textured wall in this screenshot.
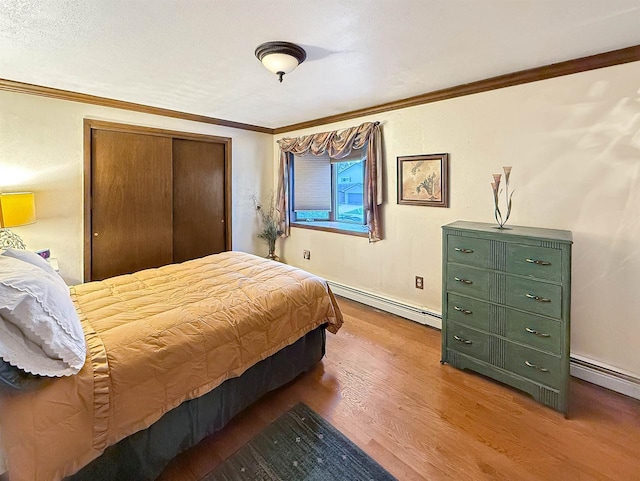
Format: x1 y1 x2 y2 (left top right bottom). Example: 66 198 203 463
0 90 273 284
2 60 639 377
276 60 640 378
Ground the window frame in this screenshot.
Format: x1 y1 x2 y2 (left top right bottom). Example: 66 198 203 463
289 153 368 237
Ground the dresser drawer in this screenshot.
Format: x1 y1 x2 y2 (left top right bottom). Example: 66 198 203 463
447 323 490 363
506 277 562 319
507 244 562 283
506 310 562 354
446 265 489 299
446 293 490 331
506 342 562 389
447 236 490 268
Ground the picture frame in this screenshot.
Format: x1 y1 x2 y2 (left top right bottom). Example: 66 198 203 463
397 153 449 207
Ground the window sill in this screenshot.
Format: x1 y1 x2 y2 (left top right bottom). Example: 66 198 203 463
291 221 369 238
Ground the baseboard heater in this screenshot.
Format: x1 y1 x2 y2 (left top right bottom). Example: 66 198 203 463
327 280 640 401
327 280 441 329
569 355 640 401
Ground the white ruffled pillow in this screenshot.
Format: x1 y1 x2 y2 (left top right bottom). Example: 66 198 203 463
0 254 86 376
1 248 60 279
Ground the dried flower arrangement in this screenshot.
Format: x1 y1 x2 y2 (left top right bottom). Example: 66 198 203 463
491 166 514 229
253 193 284 260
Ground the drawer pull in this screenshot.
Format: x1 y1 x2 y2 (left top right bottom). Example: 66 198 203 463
453 306 473 315
453 335 473 345
526 258 552 266
525 327 550 337
454 247 474 254
524 360 549 372
526 293 551 303
454 277 473 285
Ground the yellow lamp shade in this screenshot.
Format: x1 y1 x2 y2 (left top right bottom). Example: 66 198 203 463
0 192 36 228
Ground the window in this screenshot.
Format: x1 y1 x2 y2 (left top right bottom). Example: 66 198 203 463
335 161 364 224
290 149 367 235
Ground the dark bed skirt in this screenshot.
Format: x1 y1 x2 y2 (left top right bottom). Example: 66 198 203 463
64 326 326 481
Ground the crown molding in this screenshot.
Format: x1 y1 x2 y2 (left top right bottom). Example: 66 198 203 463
2 44 639 137
0 78 273 134
273 44 640 134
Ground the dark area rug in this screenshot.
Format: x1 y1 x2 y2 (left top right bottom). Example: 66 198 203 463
203 403 397 481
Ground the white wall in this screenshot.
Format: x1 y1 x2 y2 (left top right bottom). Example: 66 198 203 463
0 90 274 284
2 61 639 379
276 60 640 378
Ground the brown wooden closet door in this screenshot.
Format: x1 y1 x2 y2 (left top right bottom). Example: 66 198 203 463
172 139 226 263
91 130 173 280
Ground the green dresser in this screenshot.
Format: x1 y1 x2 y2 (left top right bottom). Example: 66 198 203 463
441 221 572 414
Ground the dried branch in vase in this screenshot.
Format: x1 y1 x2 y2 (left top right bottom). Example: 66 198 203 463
253 193 284 260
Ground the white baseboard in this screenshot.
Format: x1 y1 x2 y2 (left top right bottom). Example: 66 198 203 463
327 280 640 401
570 355 640 400
327 281 441 329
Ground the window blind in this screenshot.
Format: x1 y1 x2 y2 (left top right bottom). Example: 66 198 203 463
293 153 331 211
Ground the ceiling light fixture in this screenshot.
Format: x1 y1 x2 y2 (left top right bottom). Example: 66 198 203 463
255 41 306 83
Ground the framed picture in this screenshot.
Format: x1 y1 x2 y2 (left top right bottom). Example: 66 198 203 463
397 153 449 207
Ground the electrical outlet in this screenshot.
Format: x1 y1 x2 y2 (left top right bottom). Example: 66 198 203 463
303 250 311 260
415 276 424 289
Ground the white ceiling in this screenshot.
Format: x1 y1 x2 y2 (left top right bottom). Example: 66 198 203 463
1 0 640 130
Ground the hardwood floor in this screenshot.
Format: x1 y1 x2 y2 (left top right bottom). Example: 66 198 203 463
158 297 640 481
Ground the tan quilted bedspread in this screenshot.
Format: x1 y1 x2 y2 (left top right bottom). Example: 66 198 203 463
0 251 342 481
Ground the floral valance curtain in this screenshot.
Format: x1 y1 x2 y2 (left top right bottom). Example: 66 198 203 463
276 121 383 242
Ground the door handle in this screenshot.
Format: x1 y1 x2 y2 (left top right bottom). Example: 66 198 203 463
524 360 549 372
525 258 551 266
526 293 551 302
454 277 473 284
453 335 473 345
453 306 472 315
525 327 550 337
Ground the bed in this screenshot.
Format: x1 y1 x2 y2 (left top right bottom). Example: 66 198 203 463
0 251 342 481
